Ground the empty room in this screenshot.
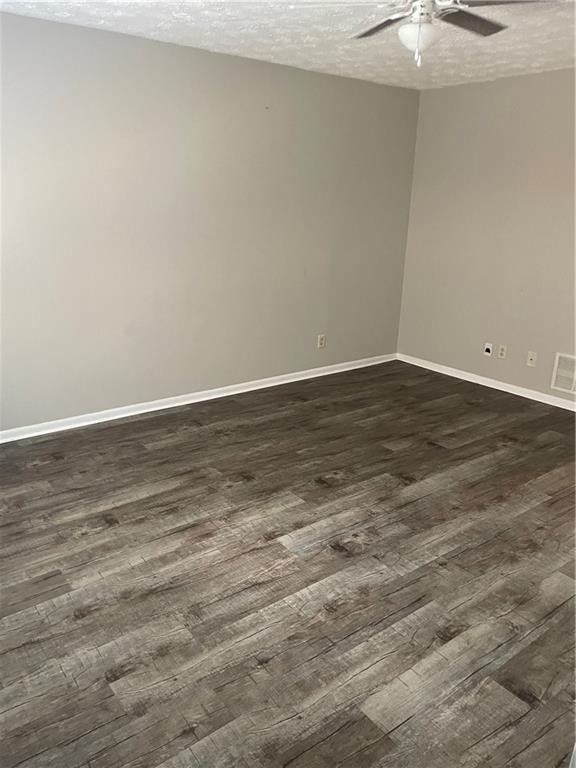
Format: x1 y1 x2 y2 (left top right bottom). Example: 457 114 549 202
0 1 574 766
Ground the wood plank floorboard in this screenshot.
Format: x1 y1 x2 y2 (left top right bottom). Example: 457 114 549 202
0 361 574 768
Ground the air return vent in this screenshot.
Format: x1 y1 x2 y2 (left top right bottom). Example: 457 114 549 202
551 353 576 394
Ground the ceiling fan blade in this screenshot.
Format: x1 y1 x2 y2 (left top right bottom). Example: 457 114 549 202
440 9 507 35
355 12 412 39
464 0 544 5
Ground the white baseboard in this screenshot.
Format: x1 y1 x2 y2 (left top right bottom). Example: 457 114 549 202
0 354 396 444
2 351 573 444
397 353 576 412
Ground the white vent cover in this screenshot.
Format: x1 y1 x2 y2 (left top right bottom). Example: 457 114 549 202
551 353 576 394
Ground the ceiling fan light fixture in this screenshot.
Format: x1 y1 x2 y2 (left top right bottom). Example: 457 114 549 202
397 21 441 53
356 0 542 69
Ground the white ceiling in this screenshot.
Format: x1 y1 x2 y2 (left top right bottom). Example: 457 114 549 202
2 0 574 89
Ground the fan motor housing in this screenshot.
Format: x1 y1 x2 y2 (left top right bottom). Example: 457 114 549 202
412 0 435 22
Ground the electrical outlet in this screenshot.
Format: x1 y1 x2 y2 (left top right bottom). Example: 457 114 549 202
483 343 493 357
497 344 507 359
317 334 326 350
527 351 537 367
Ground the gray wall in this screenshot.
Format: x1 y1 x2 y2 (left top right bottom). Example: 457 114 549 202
399 69 575 400
2 13 573 431
1 13 418 429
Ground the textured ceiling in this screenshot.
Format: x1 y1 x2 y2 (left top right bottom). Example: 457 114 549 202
2 0 574 88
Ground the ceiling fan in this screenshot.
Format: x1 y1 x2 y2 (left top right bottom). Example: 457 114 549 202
355 0 544 67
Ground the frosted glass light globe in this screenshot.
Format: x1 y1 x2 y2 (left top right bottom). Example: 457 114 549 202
398 21 440 52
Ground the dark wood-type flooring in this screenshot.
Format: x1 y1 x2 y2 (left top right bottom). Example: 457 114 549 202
1 361 575 768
